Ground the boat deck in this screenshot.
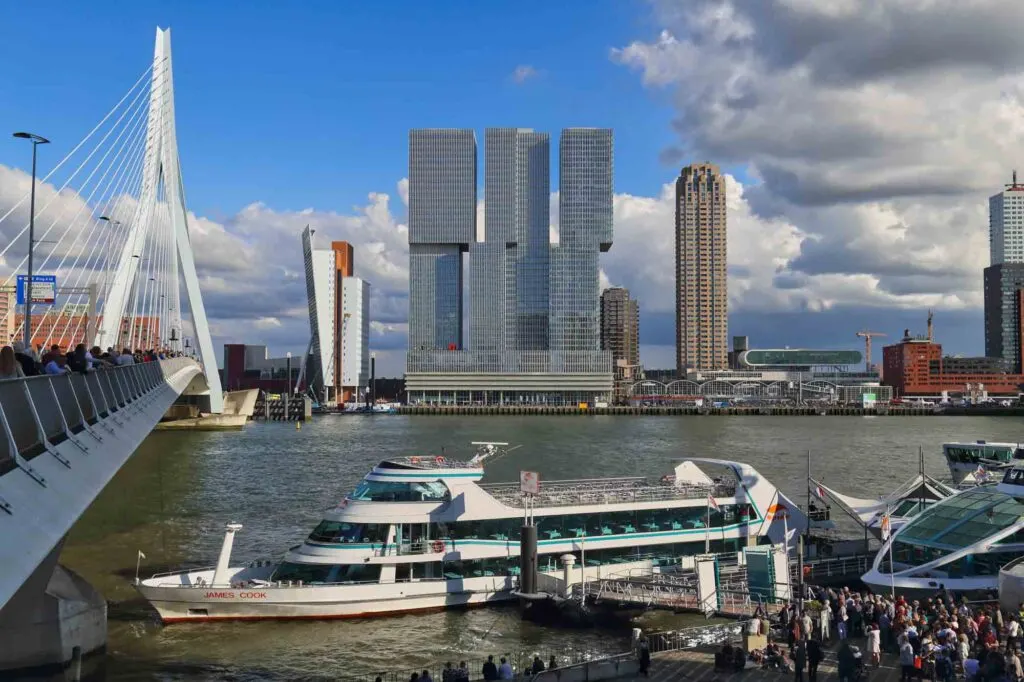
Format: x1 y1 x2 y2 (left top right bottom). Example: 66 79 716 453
479 477 736 508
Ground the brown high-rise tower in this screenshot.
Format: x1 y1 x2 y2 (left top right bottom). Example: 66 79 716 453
675 163 727 373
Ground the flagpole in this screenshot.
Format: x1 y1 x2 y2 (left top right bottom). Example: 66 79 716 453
886 505 895 599
135 550 144 586
705 500 711 554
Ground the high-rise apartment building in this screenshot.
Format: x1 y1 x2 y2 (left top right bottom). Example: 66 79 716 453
302 226 370 404
985 173 1024 372
600 287 639 373
675 162 728 373
406 127 614 404
408 129 476 353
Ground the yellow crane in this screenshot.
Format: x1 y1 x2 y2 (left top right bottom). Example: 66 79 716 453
855 330 887 373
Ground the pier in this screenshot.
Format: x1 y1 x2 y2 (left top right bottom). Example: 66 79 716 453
253 392 312 421
397 404 1024 416
579 553 874 618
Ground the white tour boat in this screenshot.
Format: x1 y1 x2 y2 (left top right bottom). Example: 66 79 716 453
137 444 806 622
943 441 1024 485
862 464 1024 598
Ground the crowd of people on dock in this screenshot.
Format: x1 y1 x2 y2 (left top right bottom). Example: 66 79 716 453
0 341 188 379
738 586 1024 682
377 653 561 682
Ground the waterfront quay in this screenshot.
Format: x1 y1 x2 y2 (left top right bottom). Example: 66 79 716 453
398 404 1024 416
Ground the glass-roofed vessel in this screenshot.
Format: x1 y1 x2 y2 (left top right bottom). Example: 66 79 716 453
862 464 1024 597
943 441 1024 485
137 444 805 622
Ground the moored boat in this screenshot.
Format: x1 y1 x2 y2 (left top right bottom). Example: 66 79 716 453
137 444 806 622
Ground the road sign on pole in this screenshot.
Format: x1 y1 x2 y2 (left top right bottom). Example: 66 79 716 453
16 275 56 305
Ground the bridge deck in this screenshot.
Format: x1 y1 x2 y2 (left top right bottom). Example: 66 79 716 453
0 358 203 610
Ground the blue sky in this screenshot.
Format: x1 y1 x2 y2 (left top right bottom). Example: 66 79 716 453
0 1 688 218
0 1 1007 374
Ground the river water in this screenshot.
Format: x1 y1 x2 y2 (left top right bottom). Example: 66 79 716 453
62 415 1024 680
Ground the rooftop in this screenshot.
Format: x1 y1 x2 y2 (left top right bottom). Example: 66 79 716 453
380 457 480 471
478 476 736 509
896 487 1024 550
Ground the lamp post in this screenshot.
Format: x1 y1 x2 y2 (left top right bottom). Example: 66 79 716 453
13 132 50 350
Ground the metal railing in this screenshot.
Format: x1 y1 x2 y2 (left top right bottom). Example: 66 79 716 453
0 357 197 489
645 621 752 654
479 476 736 509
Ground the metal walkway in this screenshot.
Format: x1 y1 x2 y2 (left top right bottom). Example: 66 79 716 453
0 358 202 609
581 552 874 616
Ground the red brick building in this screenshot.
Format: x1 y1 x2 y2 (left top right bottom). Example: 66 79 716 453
882 335 1024 397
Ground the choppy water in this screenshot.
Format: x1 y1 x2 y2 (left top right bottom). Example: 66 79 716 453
61 414 1024 680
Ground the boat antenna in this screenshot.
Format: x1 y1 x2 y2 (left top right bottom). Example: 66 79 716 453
469 441 521 465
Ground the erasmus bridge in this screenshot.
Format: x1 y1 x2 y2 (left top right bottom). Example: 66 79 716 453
0 28 228 675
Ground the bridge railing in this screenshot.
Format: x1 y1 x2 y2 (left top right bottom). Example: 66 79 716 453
0 358 196 488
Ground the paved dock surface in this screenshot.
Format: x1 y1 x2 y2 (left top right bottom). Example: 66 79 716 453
637 647 900 682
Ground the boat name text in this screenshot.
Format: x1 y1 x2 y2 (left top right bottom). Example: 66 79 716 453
203 591 267 599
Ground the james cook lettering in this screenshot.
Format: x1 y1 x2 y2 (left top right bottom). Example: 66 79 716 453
203 591 267 599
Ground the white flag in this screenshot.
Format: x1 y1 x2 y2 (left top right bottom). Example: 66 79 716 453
707 494 720 512
138 550 146 560
785 527 796 544
880 513 891 542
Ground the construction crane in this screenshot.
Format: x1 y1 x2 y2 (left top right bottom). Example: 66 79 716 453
856 330 887 373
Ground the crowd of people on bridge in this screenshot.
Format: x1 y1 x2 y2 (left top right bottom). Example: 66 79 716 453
0 341 188 380
740 585 1024 682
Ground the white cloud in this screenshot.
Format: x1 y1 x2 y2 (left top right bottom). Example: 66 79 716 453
511 64 539 84
612 0 1024 316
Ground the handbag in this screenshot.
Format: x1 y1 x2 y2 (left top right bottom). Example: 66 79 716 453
914 656 923 670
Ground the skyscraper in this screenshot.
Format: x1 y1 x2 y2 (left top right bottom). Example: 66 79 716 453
984 173 1024 372
600 287 639 371
405 126 614 404
550 128 613 370
302 226 370 404
408 129 476 353
675 162 727 373
470 129 550 357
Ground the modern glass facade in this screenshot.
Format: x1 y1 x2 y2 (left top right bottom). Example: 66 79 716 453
407 127 614 402
408 129 476 352
550 129 613 361
984 263 1024 373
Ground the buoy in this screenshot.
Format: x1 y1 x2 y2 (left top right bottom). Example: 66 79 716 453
296 421 301 430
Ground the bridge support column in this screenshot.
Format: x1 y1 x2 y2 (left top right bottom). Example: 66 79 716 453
0 540 107 679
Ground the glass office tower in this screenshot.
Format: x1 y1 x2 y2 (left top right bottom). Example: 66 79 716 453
407 129 476 353
550 128 614 372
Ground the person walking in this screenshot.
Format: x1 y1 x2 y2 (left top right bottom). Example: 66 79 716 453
793 640 807 682
638 639 651 677
497 657 513 680
807 639 823 682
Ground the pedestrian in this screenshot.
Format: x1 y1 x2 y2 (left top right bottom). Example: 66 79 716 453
498 657 513 680
793 640 807 682
531 655 545 675
868 623 881 668
807 639 822 682
0 346 25 380
482 655 498 681
11 341 36 376
442 661 455 682
899 634 916 682
421 670 433 682
838 640 858 682
549 656 557 671
638 639 651 677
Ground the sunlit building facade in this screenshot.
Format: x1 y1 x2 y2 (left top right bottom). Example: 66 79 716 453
406 128 615 405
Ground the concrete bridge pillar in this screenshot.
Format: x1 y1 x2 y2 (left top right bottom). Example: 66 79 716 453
0 540 107 679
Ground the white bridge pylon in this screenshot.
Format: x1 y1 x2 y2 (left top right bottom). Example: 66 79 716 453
94 28 223 412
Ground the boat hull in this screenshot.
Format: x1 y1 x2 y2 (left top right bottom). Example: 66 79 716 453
138 575 516 623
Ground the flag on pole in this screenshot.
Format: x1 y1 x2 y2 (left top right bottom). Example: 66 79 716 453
707 494 720 511
815 484 827 501
880 513 891 542
138 550 146 560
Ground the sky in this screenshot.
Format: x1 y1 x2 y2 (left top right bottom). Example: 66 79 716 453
0 0 1021 376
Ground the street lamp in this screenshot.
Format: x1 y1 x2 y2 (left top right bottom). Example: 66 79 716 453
13 131 50 349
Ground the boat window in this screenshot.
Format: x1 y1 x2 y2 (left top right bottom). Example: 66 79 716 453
1003 469 1024 486
351 480 449 502
932 551 1019 578
430 503 755 543
272 562 382 584
308 521 388 544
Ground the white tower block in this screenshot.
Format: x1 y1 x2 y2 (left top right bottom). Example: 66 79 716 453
95 27 223 413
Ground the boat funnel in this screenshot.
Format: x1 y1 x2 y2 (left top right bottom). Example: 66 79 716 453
212 523 243 586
